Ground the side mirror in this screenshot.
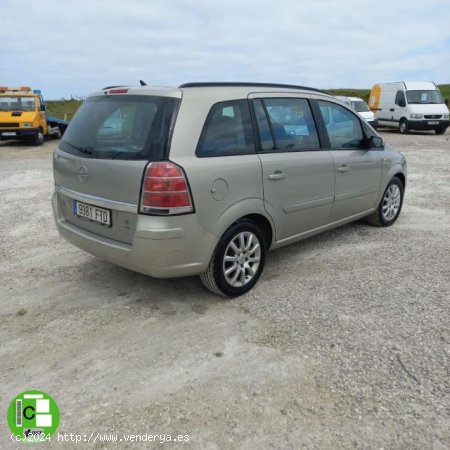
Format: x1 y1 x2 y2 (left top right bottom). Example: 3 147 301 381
370 135 384 149
40 104 46 112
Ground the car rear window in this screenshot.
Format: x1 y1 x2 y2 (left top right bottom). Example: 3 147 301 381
59 95 180 160
196 100 254 157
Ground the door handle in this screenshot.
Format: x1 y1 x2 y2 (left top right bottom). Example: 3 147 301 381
390 108 395 112
337 165 350 173
268 171 287 180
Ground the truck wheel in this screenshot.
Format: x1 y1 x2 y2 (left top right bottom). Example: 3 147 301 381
200 219 267 297
435 127 447 135
52 129 62 139
399 120 409 134
34 130 44 146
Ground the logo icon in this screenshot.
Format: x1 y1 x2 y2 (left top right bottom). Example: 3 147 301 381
7 390 60 440
77 166 89 183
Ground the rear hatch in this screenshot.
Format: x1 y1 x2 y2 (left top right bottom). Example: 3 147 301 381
53 89 181 244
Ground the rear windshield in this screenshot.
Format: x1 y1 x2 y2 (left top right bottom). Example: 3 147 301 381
59 95 180 160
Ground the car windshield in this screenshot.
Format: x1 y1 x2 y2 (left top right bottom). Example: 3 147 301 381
0 96 36 111
351 101 370 112
59 95 180 160
406 90 444 104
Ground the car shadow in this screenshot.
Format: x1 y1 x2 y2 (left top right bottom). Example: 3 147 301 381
73 219 378 307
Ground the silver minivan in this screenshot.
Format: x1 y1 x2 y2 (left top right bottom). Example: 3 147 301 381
52 83 407 297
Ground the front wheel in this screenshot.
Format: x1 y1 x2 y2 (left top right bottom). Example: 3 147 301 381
34 130 44 146
200 220 267 297
399 120 409 134
435 127 447 135
365 177 404 227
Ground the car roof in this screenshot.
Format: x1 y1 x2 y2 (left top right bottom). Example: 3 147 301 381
88 82 333 100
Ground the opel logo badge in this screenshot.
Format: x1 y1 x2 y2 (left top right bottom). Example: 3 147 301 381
77 166 88 183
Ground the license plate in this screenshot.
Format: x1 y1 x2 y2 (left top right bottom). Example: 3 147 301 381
73 200 111 226
1 132 16 136
428 121 439 125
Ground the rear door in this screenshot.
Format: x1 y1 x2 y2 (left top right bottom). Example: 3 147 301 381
249 94 334 242
316 100 382 222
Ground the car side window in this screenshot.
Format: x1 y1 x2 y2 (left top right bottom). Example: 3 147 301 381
318 101 363 149
256 98 320 151
196 100 254 157
395 91 406 106
253 99 274 150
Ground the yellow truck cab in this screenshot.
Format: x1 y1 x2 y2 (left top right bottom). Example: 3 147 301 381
0 86 68 145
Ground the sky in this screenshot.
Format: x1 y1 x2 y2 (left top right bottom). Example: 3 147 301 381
1 0 449 99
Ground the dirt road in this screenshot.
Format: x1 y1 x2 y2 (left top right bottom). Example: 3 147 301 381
1 130 449 449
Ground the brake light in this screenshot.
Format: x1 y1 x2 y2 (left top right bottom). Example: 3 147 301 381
140 162 193 215
109 88 129 94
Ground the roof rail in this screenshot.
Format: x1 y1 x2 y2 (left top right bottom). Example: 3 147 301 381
179 82 326 94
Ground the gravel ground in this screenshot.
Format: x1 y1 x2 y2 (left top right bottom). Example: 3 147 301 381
0 130 449 449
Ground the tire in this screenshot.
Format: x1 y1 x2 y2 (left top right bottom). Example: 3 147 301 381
200 219 267 297
435 127 447 135
51 128 62 139
399 119 409 134
34 129 44 146
365 177 404 227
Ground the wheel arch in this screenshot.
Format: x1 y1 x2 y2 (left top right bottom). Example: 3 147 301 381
213 199 276 250
237 213 273 249
394 172 406 188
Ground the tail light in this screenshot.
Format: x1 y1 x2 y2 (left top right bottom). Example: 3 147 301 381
140 161 194 215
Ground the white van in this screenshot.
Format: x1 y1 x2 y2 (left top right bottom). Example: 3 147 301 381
335 96 378 129
369 81 449 134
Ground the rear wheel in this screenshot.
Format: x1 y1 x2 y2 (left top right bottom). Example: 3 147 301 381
200 220 266 297
399 119 409 134
51 128 62 139
435 126 447 135
365 177 404 227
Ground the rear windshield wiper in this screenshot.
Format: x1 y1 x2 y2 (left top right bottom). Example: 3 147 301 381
64 141 95 155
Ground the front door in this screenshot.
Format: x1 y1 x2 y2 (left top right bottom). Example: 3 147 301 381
316 100 382 222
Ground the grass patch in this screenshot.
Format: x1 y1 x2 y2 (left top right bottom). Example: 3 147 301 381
46 99 83 121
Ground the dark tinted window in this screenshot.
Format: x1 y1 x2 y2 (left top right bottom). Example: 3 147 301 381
59 95 179 160
318 101 363 149
253 99 274 150
196 100 254 157
261 98 320 151
395 91 406 106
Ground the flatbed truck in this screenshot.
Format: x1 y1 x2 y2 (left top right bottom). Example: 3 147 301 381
0 86 69 145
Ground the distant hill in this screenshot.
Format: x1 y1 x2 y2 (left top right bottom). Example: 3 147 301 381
46 84 450 120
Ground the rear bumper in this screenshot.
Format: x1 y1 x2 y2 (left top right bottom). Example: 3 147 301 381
407 119 449 131
52 192 218 278
0 128 38 140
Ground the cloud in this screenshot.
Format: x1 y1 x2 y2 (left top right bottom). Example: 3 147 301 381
0 0 449 98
